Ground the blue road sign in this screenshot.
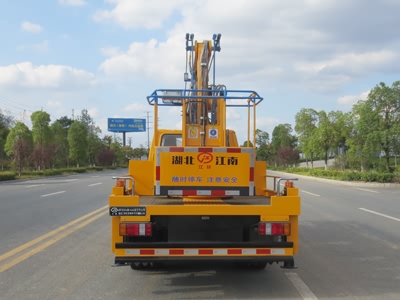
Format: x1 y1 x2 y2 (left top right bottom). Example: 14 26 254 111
108 118 146 132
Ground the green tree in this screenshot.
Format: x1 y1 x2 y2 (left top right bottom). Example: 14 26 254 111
4 122 33 175
271 124 297 154
50 121 70 168
131 145 148 159
55 116 73 130
0 109 15 170
68 121 88 166
367 81 400 170
78 109 102 166
254 129 271 161
30 111 51 170
347 100 379 171
103 135 113 148
255 129 269 146
241 140 254 147
295 108 318 168
270 124 298 166
313 110 336 170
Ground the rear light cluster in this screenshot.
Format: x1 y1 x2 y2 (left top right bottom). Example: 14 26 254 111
120 223 152 236
258 222 290 236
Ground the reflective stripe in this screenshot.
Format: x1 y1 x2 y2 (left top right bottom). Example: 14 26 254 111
225 190 240 196
124 248 287 256
155 181 160 195
168 190 241 196
242 249 257 255
213 249 228 255
271 249 285 255
139 224 145 236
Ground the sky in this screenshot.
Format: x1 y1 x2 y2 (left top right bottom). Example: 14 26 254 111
1 0 400 148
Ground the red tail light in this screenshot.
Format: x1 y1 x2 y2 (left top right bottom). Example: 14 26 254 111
259 223 266 235
120 223 152 236
258 222 290 236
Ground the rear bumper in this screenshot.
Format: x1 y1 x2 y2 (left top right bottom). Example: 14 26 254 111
114 241 294 264
115 256 294 264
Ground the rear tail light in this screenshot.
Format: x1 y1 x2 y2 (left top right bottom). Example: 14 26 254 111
258 222 290 236
119 223 152 236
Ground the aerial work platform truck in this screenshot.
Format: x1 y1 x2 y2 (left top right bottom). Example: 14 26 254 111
109 33 300 270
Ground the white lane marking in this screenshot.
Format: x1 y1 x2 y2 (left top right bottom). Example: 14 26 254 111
41 191 66 197
359 208 400 223
286 272 318 300
301 190 320 197
356 188 378 193
65 179 78 182
91 176 100 178
25 184 43 188
88 182 102 187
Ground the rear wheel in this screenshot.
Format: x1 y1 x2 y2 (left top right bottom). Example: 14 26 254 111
251 262 267 269
130 262 144 270
130 261 161 270
235 261 267 270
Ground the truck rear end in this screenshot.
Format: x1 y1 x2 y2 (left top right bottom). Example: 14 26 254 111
109 145 300 269
108 33 300 270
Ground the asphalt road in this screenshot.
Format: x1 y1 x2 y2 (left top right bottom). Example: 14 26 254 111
0 169 399 300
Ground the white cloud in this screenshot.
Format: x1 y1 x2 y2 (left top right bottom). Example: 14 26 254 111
48 100 62 107
96 0 400 94
0 62 95 89
226 108 241 121
58 0 87 6
257 117 280 128
99 38 184 84
93 0 185 29
21 21 43 33
337 90 370 108
100 47 121 57
295 50 399 76
88 107 99 118
16 41 49 53
124 103 148 113
32 40 49 52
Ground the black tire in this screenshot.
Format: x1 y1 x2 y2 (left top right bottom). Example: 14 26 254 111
130 262 143 270
234 261 267 269
251 262 267 270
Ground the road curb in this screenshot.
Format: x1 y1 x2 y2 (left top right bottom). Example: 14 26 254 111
268 170 400 188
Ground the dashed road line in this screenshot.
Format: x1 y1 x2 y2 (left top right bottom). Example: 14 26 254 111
359 208 400 223
41 191 66 197
301 190 320 197
356 188 378 193
286 272 318 299
88 182 102 187
25 184 43 188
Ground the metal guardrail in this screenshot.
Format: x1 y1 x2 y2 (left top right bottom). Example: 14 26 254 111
112 176 135 195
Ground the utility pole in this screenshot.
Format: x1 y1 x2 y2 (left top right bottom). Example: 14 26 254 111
72 109 74 121
145 111 152 154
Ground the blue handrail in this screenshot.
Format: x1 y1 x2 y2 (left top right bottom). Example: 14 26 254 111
146 89 263 107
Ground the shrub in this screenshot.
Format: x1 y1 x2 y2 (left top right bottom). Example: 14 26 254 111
43 169 64 176
69 167 87 173
0 172 16 181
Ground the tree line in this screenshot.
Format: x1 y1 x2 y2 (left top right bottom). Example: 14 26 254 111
0 109 147 175
248 80 400 172
1 80 399 175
